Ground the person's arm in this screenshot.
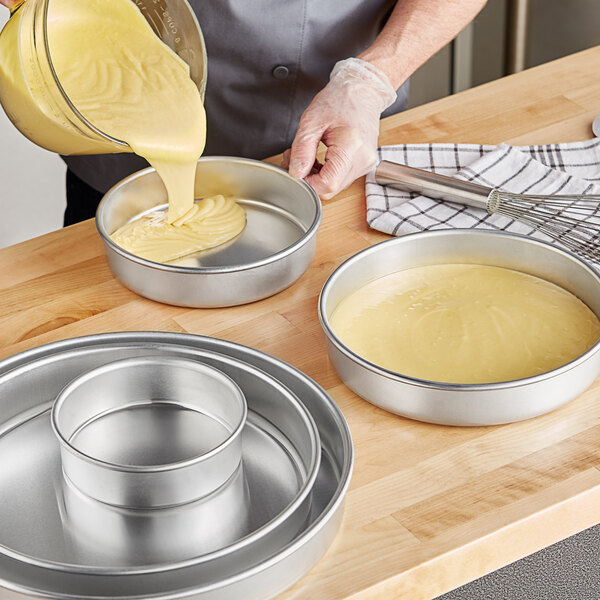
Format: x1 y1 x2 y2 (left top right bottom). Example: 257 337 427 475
287 0 487 199
357 0 487 88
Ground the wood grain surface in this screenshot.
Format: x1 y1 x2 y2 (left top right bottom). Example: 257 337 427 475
1 47 600 600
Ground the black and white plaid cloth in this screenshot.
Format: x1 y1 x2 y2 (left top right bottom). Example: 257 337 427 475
366 138 600 242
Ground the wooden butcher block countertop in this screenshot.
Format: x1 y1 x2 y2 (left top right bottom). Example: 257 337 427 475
1 46 600 600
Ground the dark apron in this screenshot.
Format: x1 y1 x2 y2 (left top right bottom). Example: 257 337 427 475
63 0 408 193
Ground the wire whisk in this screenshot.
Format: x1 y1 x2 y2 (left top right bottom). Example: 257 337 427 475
375 160 600 265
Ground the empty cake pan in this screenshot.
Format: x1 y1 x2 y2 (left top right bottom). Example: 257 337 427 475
96 157 322 307
0 332 347 600
52 356 247 508
62 463 251 564
319 230 600 426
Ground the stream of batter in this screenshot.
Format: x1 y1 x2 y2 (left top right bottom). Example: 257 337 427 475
330 264 600 384
46 0 245 262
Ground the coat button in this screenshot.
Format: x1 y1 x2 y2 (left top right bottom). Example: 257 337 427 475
272 65 290 80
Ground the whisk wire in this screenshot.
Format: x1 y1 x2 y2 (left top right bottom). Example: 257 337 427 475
374 162 600 265
494 190 600 263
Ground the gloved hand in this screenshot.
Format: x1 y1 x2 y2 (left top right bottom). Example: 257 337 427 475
285 58 397 200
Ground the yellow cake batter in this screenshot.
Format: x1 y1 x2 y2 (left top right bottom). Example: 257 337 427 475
47 0 208 223
1 0 245 261
111 194 246 263
329 264 600 384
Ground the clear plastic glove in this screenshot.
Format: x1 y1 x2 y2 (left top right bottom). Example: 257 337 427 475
285 58 397 200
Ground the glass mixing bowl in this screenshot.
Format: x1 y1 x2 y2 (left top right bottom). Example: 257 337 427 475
0 0 207 155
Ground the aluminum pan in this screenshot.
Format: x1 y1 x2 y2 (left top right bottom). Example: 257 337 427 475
51 356 249 508
0 333 352 600
96 158 322 307
319 229 600 425
0 346 320 574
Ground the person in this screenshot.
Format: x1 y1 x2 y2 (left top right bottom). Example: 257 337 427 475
0 0 487 225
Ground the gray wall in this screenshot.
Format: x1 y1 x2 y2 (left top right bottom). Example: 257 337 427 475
0 10 65 250
527 0 600 67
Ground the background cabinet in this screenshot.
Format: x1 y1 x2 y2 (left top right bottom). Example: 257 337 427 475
408 0 600 108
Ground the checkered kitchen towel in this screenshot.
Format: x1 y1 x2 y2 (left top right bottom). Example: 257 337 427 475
365 139 600 241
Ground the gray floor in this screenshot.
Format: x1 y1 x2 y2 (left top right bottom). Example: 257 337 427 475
436 524 600 599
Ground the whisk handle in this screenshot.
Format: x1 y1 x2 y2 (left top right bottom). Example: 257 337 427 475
375 160 492 211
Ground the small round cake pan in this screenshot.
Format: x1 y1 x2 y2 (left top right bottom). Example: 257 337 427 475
319 229 600 426
62 463 251 564
52 356 247 508
96 157 322 307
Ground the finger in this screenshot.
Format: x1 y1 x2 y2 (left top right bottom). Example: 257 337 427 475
283 149 321 174
305 144 351 200
288 118 326 180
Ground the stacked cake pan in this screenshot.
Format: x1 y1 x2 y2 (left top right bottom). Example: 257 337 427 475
0 332 353 599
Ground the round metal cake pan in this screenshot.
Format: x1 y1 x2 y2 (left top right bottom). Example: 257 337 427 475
0 333 352 600
96 157 322 307
0 345 320 574
61 462 251 566
319 229 600 426
52 356 247 508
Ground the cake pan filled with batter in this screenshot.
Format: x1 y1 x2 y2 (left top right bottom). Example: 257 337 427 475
319 229 600 425
96 157 322 307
